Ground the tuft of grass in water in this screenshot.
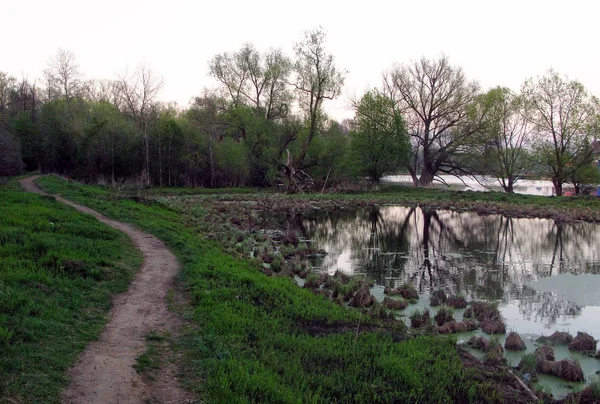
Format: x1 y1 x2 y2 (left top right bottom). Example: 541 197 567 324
332 277 361 300
434 306 455 326
518 353 537 376
0 178 142 403
36 175 515 403
410 309 431 329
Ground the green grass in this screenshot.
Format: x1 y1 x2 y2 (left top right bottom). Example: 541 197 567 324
35 175 504 403
0 179 142 403
134 331 170 379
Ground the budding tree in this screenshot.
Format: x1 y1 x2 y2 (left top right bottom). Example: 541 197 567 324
209 44 292 120
522 70 600 196
350 90 410 182
287 27 345 191
469 87 533 193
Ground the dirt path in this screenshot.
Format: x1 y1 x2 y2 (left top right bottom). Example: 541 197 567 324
20 176 193 404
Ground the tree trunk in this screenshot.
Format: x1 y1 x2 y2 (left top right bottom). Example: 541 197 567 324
168 137 172 187
283 149 298 193
209 139 215 188
502 178 514 194
552 178 563 196
158 132 163 187
417 166 435 187
417 145 435 186
143 121 150 186
407 166 418 187
111 134 115 185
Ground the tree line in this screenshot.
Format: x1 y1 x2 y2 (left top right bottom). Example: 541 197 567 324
1 27 599 195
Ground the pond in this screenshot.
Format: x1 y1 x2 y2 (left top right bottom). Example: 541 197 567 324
293 205 600 397
382 174 577 196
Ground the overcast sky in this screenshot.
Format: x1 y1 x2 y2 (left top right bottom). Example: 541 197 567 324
4 0 599 120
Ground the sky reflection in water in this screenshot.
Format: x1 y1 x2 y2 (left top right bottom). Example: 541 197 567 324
295 206 600 337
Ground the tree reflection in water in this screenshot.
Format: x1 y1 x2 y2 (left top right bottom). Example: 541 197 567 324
518 287 582 328
294 206 600 328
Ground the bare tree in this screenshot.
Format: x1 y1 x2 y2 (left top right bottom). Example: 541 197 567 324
522 70 600 196
82 79 122 107
287 27 346 191
384 55 479 186
116 64 163 185
43 49 81 101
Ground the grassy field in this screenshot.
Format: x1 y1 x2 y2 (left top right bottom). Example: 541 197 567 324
0 179 142 403
33 175 515 403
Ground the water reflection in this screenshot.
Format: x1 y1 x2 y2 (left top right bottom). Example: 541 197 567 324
517 288 582 329
295 206 600 332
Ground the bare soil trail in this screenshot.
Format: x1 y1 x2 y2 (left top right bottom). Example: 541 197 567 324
19 176 193 404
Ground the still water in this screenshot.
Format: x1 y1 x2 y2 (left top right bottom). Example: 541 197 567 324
295 206 600 396
383 174 565 196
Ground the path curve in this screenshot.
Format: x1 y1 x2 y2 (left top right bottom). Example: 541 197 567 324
20 176 191 404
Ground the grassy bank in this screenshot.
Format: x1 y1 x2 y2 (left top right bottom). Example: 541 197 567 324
0 180 142 403
35 175 509 403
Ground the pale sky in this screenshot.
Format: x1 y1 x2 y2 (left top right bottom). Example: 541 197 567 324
3 0 599 121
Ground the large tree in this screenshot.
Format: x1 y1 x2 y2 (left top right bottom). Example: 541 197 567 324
469 87 533 193
286 27 346 191
385 55 480 186
349 90 410 182
522 70 600 196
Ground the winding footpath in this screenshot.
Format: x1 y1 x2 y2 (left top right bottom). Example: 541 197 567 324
20 176 192 404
